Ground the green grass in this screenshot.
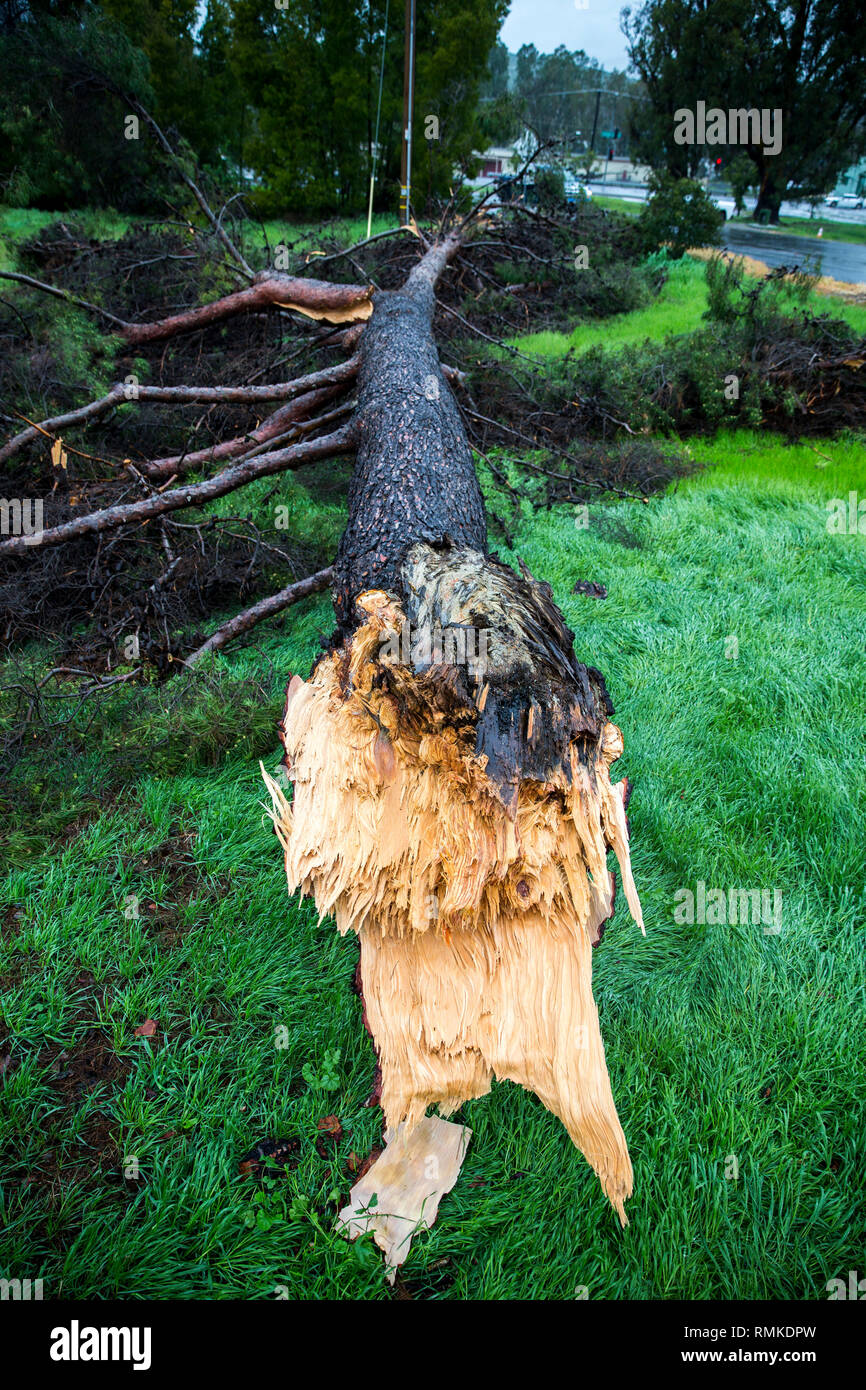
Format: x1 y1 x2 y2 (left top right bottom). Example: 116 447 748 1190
257 213 397 254
0 205 398 273
517 256 710 358
0 207 136 271
729 213 866 246
515 254 866 361
2 429 864 1299
591 194 642 217
585 194 866 246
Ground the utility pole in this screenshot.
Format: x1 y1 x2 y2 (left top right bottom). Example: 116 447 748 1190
590 87 601 153
400 0 416 225
366 0 390 240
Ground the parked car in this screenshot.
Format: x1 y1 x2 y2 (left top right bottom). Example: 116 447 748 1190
564 179 593 206
825 193 864 208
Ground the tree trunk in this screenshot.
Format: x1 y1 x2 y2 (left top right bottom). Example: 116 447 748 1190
263 233 645 1225
754 165 784 223
332 234 487 635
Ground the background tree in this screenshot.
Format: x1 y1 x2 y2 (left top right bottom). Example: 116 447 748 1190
727 151 757 215
0 0 507 218
623 0 866 222
0 2 160 209
534 166 566 211
229 0 508 217
0 0 244 208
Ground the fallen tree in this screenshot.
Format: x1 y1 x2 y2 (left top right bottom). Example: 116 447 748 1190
0 147 646 1224
261 227 645 1224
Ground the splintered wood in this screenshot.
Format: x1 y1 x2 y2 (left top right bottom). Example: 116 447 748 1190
263 544 645 1226
336 1116 471 1281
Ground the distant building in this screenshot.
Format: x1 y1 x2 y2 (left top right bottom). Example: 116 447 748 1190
834 158 866 198
478 146 517 177
469 135 652 191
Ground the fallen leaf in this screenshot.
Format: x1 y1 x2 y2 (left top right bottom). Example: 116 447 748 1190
347 1146 383 1182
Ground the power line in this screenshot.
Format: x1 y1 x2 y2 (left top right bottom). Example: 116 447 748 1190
366 0 390 240
400 0 416 225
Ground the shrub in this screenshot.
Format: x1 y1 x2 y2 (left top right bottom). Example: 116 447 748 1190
534 167 566 212
638 172 724 259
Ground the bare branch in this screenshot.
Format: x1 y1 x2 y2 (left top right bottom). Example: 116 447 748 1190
121 274 373 346
0 424 355 558
0 266 372 351
0 270 131 331
0 356 360 465
302 224 413 272
141 380 352 480
186 566 334 666
126 97 255 280
462 405 642 500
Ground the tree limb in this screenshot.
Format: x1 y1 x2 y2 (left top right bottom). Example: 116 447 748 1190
0 423 355 558
0 270 132 331
126 96 255 281
121 274 373 345
0 357 360 465
186 566 334 666
141 380 352 480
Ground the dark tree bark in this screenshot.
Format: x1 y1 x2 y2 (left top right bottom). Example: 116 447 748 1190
121 274 372 346
332 236 487 634
329 232 614 805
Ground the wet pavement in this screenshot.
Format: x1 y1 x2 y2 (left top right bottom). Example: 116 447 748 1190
720 225 865 283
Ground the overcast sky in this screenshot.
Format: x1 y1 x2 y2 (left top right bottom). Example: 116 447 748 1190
500 0 632 71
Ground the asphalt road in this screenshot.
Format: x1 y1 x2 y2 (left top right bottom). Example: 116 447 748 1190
588 180 866 226
721 224 866 282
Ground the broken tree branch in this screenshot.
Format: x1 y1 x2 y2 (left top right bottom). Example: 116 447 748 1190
141 381 352 480
121 274 373 346
0 423 355 558
0 268 372 350
0 270 132 332
0 357 360 466
186 565 335 666
126 96 255 281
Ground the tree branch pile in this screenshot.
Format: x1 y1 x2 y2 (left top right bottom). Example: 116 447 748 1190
0 201 673 671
